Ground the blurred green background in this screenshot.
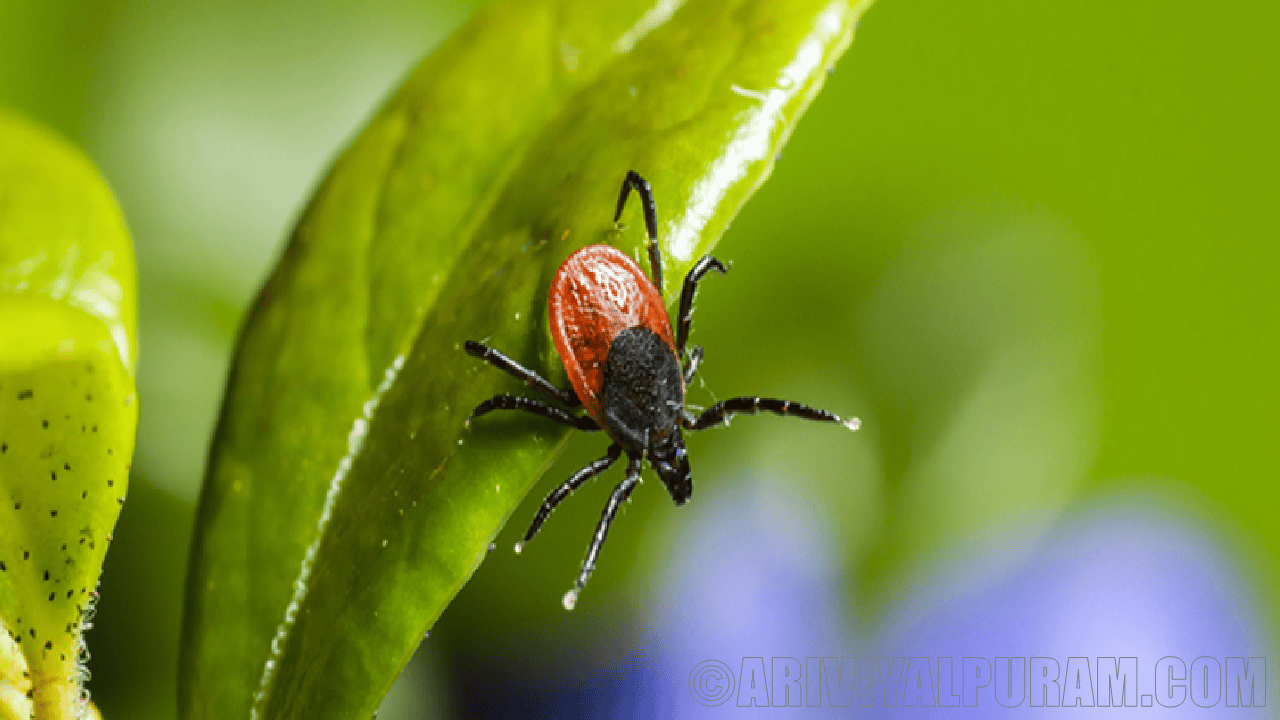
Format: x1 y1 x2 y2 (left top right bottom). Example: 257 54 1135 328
2 0 1276 717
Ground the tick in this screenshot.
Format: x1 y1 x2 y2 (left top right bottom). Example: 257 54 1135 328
465 171 858 609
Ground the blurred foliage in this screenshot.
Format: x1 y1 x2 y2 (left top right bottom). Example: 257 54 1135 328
0 109 136 720
1 0 1277 718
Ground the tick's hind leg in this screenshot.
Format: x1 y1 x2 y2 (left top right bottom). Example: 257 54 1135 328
468 395 600 431
676 255 728 354
562 455 643 611
465 340 580 408
517 443 623 553
614 170 662 295
684 396 860 432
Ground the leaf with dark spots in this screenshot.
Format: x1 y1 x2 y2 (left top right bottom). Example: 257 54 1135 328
0 109 137 720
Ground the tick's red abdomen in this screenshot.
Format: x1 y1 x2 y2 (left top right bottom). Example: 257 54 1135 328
548 244 676 425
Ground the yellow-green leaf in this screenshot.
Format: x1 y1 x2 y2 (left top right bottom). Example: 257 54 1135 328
0 108 137 720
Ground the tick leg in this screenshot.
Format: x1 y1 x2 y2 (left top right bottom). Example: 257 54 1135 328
517 443 623 552
684 396 859 431
614 170 662 296
682 345 704 386
465 340 580 408
562 455 643 611
676 255 729 354
468 395 600 431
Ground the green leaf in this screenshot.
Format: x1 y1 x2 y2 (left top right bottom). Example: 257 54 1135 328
179 0 873 717
0 108 137 720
